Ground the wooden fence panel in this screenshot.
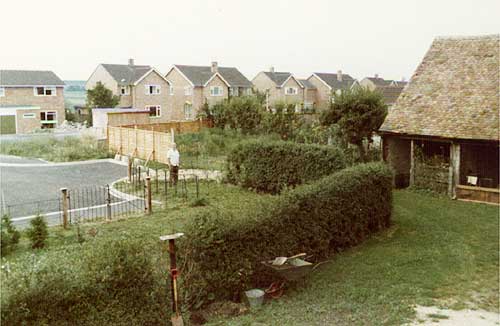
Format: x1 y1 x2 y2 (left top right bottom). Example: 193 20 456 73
108 126 174 163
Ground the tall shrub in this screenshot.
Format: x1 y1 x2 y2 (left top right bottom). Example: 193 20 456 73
1 215 20 256
227 140 346 193
179 162 393 307
27 214 48 249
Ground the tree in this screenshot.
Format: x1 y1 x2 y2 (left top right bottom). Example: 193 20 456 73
320 87 387 161
262 102 302 140
1 215 20 256
86 82 120 108
27 214 48 249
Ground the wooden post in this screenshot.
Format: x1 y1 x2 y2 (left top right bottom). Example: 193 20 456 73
409 139 415 186
449 143 461 198
171 128 175 143
106 185 112 220
61 188 69 229
159 233 185 326
152 126 156 161
128 158 133 183
146 176 152 215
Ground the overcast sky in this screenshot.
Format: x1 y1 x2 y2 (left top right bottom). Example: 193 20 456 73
1 0 499 82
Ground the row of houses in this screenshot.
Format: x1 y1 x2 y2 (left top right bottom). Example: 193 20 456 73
0 60 406 134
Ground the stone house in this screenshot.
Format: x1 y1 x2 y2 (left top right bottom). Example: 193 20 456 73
252 68 306 111
379 35 499 204
0 70 65 134
306 71 358 111
164 62 253 120
86 59 172 122
360 75 407 108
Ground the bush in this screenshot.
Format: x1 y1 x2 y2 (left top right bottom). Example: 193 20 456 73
227 140 347 193
261 102 303 140
27 214 48 249
0 215 20 256
179 162 393 307
1 236 167 325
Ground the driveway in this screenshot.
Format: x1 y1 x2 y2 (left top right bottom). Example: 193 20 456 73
0 156 129 225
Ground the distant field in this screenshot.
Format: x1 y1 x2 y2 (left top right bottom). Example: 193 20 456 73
64 90 86 109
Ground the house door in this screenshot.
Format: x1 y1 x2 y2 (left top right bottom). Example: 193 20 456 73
0 115 16 134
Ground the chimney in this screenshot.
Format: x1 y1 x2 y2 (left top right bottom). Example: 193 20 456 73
211 61 218 73
337 70 342 82
128 58 134 66
269 66 275 73
374 73 379 79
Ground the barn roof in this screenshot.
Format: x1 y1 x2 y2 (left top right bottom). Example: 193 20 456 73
380 35 499 141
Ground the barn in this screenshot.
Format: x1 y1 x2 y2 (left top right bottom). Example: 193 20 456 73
379 35 499 204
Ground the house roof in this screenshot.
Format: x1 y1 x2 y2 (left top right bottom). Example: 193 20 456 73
101 64 152 85
0 70 65 86
313 72 356 89
298 79 316 89
378 86 405 106
174 65 252 87
380 34 499 141
366 77 393 87
262 71 293 86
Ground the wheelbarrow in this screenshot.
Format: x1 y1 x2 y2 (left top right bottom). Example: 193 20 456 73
261 253 314 298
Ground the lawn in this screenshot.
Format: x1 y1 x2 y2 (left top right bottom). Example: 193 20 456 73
2 189 497 325
206 191 499 326
0 135 111 162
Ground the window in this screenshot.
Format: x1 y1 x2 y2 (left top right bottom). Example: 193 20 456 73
120 86 130 95
145 85 161 95
184 102 193 120
229 87 239 97
40 111 57 127
210 86 223 96
170 86 175 95
0 87 4 97
184 86 192 96
34 87 56 96
147 105 161 118
285 87 298 95
23 113 36 119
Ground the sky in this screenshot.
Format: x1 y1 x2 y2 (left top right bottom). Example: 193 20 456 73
1 0 499 82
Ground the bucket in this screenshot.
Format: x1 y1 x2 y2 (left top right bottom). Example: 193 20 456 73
245 289 265 307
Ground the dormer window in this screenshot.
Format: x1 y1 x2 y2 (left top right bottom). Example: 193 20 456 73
34 87 56 96
285 87 298 95
145 85 161 95
120 86 130 95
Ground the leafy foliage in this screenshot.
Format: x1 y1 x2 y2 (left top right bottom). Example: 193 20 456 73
1 215 20 256
26 214 48 249
227 140 346 193
86 81 120 108
1 237 167 325
320 87 387 161
179 162 393 307
262 102 303 140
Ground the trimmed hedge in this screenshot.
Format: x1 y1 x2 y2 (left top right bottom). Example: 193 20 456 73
227 140 347 193
179 162 393 307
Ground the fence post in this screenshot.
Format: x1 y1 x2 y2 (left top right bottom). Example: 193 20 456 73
128 158 133 183
146 176 152 215
106 185 112 220
61 188 69 229
196 176 199 199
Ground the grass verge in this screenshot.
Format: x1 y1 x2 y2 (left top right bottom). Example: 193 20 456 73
0 135 111 162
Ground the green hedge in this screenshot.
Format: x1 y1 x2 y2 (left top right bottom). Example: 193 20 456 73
227 140 347 193
179 162 393 307
1 236 168 325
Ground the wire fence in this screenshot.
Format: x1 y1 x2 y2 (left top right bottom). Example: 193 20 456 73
4 162 214 228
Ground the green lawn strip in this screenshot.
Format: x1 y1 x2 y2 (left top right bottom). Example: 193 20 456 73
207 190 498 326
